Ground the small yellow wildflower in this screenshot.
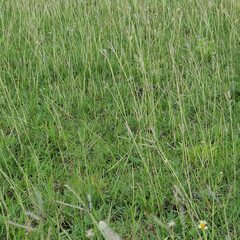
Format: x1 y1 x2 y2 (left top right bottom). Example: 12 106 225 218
198 220 208 230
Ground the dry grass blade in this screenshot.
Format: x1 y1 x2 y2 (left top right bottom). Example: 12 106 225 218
56 200 84 211
25 211 41 221
7 221 36 232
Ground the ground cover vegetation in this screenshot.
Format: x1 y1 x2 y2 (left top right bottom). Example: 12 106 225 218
1 0 240 239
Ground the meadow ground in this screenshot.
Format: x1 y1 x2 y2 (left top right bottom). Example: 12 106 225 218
1 0 240 239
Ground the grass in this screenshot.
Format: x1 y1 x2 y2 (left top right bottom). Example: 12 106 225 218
0 0 240 239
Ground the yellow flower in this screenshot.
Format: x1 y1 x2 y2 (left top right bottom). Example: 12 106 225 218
198 220 208 230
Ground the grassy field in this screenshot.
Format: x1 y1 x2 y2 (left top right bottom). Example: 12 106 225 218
1 0 240 239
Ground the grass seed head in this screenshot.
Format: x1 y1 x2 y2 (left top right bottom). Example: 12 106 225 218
86 229 94 238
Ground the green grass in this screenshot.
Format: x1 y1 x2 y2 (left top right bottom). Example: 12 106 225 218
1 0 240 239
